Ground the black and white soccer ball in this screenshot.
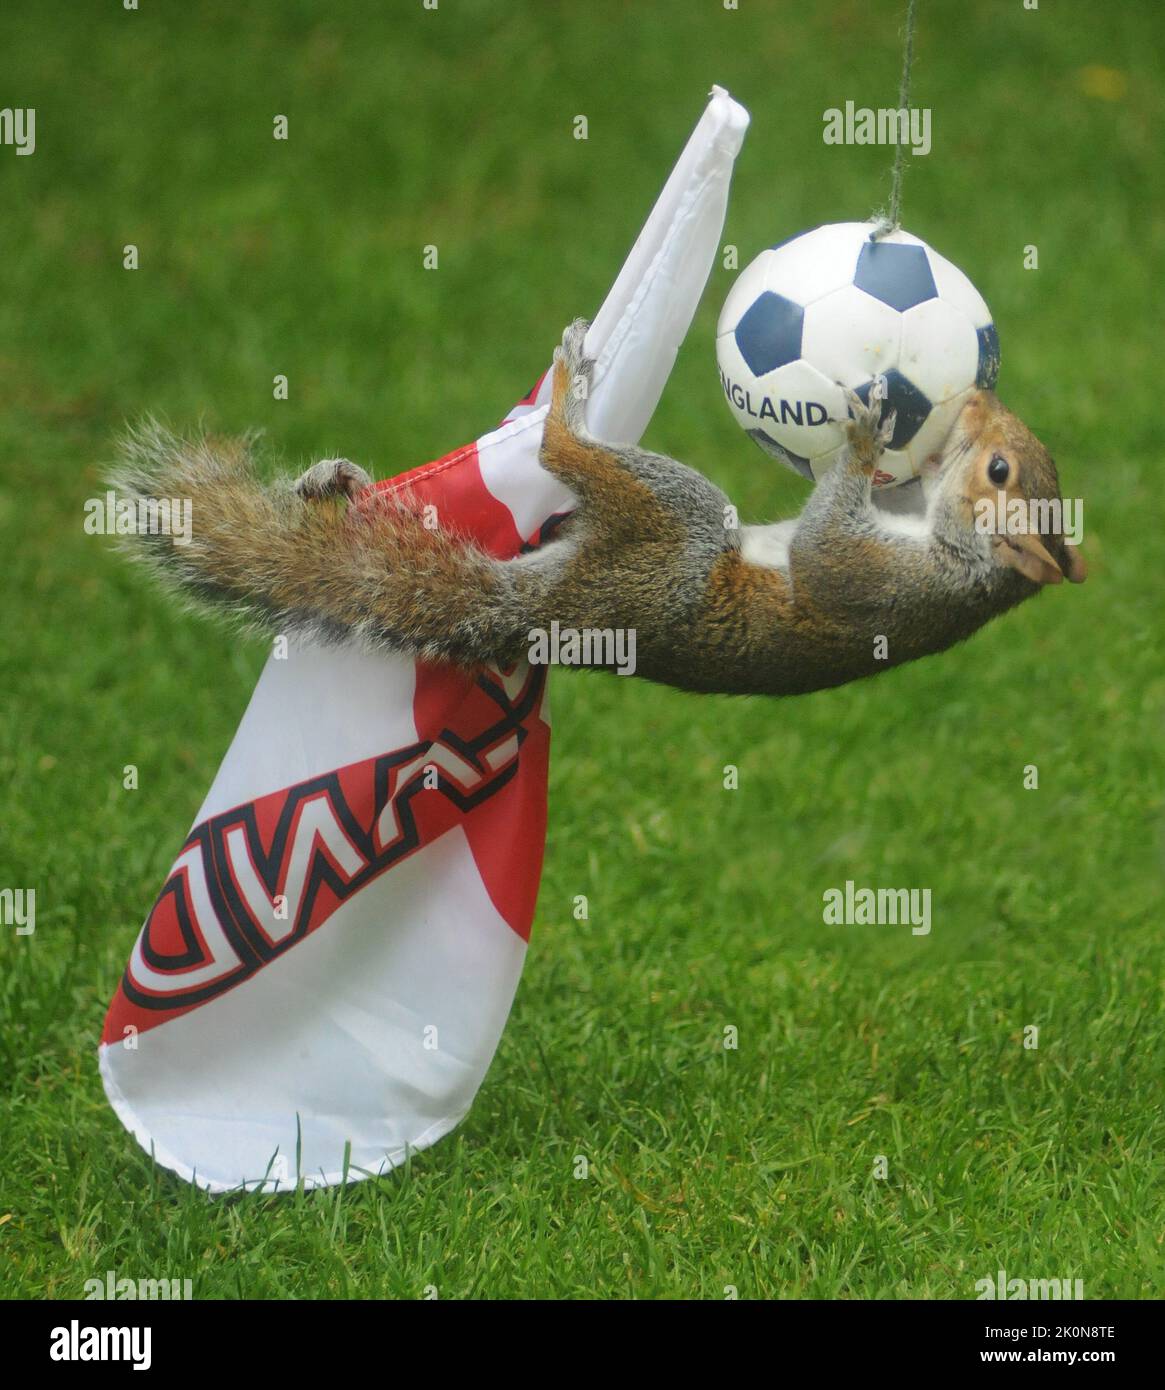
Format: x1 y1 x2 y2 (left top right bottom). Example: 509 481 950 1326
716 222 1000 487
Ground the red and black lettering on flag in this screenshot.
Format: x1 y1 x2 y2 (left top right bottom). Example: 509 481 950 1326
103 438 561 1043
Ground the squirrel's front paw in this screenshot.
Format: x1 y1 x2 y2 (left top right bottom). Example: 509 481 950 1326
842 381 896 471
294 458 372 501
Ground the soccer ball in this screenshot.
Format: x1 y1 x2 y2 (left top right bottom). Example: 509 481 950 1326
715 222 1000 487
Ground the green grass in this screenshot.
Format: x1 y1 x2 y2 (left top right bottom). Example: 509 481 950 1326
1 0 1163 1299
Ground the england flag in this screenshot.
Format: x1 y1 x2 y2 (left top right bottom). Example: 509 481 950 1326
100 88 750 1192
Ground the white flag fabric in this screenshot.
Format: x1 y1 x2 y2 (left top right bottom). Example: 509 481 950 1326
100 88 750 1192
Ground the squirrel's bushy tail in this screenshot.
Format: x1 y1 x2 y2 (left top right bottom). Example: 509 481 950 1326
107 422 534 667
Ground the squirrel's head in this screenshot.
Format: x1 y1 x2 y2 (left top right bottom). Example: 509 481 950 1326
920 391 1087 590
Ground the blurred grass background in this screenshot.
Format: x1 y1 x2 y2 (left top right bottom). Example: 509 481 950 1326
0 0 1162 1298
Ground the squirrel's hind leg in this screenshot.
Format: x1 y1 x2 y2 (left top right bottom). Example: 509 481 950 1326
540 319 730 547
540 321 681 540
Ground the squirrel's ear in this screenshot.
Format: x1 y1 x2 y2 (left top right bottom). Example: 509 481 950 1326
994 534 1064 586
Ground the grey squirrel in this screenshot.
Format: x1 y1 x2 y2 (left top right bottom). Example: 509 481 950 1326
109 318 1085 696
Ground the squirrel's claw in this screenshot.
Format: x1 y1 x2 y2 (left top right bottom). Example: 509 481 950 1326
842 386 869 424
294 458 373 501
879 409 897 446
841 383 893 473
557 318 594 375
552 318 596 433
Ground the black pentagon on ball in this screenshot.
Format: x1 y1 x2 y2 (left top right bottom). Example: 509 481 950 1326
734 291 804 377
855 369 932 449
853 241 937 312
976 323 1000 388
747 428 814 479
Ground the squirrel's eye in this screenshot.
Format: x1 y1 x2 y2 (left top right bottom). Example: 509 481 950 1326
987 454 1010 485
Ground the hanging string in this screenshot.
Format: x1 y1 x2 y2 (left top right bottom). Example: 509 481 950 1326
870 0 920 241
